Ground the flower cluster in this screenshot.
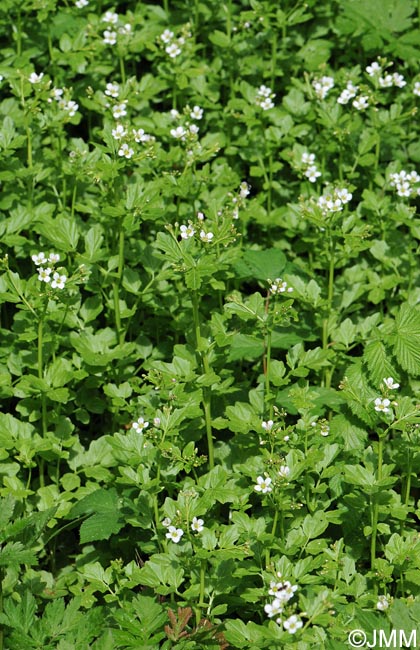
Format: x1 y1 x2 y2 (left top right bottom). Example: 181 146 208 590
255 85 275 110
389 170 420 198
311 419 330 437
178 212 214 244
264 575 301 633
366 61 406 88
376 595 390 611
337 81 358 105
32 252 67 289
269 278 293 295
159 26 190 59
162 516 204 542
102 10 132 46
301 152 321 183
312 75 334 99
47 87 79 117
317 186 352 214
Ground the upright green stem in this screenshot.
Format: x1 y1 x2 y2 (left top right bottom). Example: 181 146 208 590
322 235 335 388
265 508 279 568
191 290 214 469
264 328 272 418
38 310 47 488
195 558 207 625
113 224 125 345
370 436 384 575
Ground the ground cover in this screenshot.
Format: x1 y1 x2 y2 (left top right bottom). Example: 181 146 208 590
1 0 420 648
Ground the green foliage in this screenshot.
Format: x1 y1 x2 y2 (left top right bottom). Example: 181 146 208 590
1 0 420 647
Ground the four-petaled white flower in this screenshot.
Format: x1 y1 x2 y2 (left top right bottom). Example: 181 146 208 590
200 230 214 242
191 516 204 532
162 517 172 527
190 106 203 120
383 377 399 390
105 82 120 98
112 124 127 140
353 95 369 111
112 103 127 119
132 417 149 432
166 43 181 58
38 267 52 283
312 76 334 99
171 126 186 139
118 143 134 159
374 397 391 413
102 10 119 24
262 420 274 431
75 0 89 7
32 252 47 266
160 29 174 44
103 30 117 45
166 525 184 543
29 72 44 84
51 272 67 289
48 252 60 264
366 62 381 76
254 476 272 493
180 224 195 239
283 615 303 634
264 598 283 620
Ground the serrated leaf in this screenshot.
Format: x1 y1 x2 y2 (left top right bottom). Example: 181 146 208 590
393 303 420 375
69 488 123 543
233 248 286 281
363 339 396 385
0 541 37 567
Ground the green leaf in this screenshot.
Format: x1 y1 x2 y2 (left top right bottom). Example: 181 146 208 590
233 248 286 281
393 303 420 375
69 488 123 543
363 339 397 385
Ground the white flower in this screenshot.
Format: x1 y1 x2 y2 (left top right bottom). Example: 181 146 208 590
191 517 204 532
153 417 161 426
75 0 88 7
254 476 272 494
269 278 293 294
264 598 283 619
377 595 390 611
50 87 64 102
337 82 358 105
38 267 52 283
180 224 195 239
132 417 149 432
258 85 272 98
29 72 44 84
335 188 352 203
166 525 184 543
189 124 199 135
162 517 172 527
305 165 321 182
171 126 186 139
301 152 315 165
112 124 127 140
312 76 334 99
102 10 119 24
48 253 60 264
353 95 369 110
160 29 174 44
378 74 393 88
200 230 214 242
366 62 381 76
103 30 117 45
32 252 47 266
392 73 406 88
113 102 127 119
59 99 79 116
278 465 290 479
105 82 120 98
166 43 181 58
374 397 391 413
190 105 203 120
283 615 303 634
239 182 250 198
259 97 275 110
118 143 134 159
269 580 298 602
51 272 67 289
414 81 420 97
383 377 399 390
132 128 153 143
262 420 274 431
119 24 132 35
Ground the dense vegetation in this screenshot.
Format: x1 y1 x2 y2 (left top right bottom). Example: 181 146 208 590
1 0 420 648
